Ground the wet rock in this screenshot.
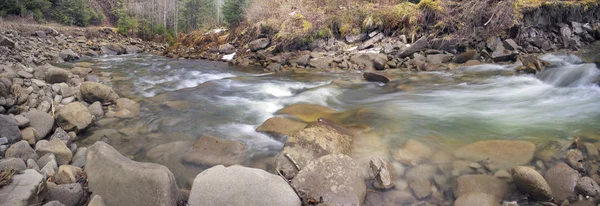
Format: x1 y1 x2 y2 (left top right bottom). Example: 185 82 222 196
5 140 38 161
405 164 436 199
88 195 105 206
576 177 600 197
73 62 91 68
80 82 119 104
427 54 453 64
189 165 301 206
114 98 139 118
369 157 395 190
249 38 270 52
85 141 182 206
56 102 93 132
70 67 91 76
87 102 104 118
181 136 247 166
453 50 478 63
393 139 433 165
275 103 337 122
566 150 585 172
583 143 599 160
0 169 45 206
59 49 80 62
350 53 387 71
383 190 416 205
53 165 82 184
101 44 126 55
453 175 509 199
218 43 235 54
545 163 580 201
0 114 22 143
454 192 500 206
397 36 428 58
363 72 390 83
0 157 26 171
291 154 366 205
256 117 308 136
511 166 552 201
453 140 535 169
45 183 83 206
35 139 72 166
275 119 353 179
45 67 70 84
517 55 550 74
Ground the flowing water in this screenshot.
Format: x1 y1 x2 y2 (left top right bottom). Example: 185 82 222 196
75 52 600 196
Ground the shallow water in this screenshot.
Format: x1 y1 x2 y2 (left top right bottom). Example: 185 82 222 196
76 53 600 197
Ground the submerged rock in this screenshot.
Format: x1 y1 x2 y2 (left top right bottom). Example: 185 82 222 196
511 166 552 201
369 157 395 190
453 140 535 169
291 154 366 205
393 139 433 165
454 192 500 206
181 136 247 166
453 175 509 200
85 141 182 206
275 103 337 122
363 72 391 83
576 177 600 197
188 165 301 206
545 163 580 201
256 117 307 136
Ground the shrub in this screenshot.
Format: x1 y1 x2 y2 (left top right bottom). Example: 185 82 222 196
117 14 139 36
222 0 248 27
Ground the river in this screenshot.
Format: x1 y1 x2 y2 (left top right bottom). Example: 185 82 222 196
73 52 600 199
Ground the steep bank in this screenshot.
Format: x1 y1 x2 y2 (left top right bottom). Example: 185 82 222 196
165 1 600 74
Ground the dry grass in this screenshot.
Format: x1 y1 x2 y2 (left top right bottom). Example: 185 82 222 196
0 20 111 38
0 169 16 188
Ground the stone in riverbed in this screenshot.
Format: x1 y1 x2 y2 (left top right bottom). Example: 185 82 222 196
43 200 66 206
0 169 45 206
369 157 395 190
0 114 22 143
256 117 308 136
545 163 580 201
53 165 83 184
45 67 71 84
50 128 71 145
181 136 247 166
79 82 119 104
45 183 83 206
393 139 433 165
363 72 390 83
275 103 337 122
405 164 436 199
5 140 38 162
70 67 91 76
249 38 270 52
350 53 387 71
59 49 80 62
85 141 182 206
56 102 93 133
510 166 552 201
0 157 26 171
583 142 599 160
453 140 535 169
275 118 353 179
188 165 301 206
566 149 585 172
291 154 366 206
576 177 600 197
35 139 72 166
114 98 140 119
452 175 509 200
454 192 500 206
24 110 54 139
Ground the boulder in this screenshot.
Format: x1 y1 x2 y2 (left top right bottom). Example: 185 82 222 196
0 169 45 206
114 98 139 119
0 114 22 143
454 192 500 206
275 119 353 179
56 102 93 132
85 141 182 206
35 139 72 166
510 166 552 201
17 71 33 79
0 35 16 48
363 72 391 83
453 175 509 199
88 102 104 118
181 136 247 166
545 163 580 201
291 154 366 205
256 117 307 136
565 149 585 172
576 176 600 197
24 111 54 139
397 36 428 58
453 50 478 63
101 44 126 55
358 33 384 50
249 38 270 52
393 140 433 165
125 46 141 54
345 33 367 44
218 43 235 54
26 159 40 171
43 200 65 206
308 56 333 69
369 158 395 190
45 183 83 206
453 140 535 169
80 82 119 104
53 165 83 184
289 55 310 66
0 158 26 171
516 55 550 74
70 147 87 168
350 53 387 71
70 67 91 76
59 49 80 62
5 140 38 161
426 54 453 64
45 67 70 84
275 103 337 122
491 45 518 62
188 165 301 206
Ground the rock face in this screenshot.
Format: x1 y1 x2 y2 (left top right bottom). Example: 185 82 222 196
291 154 366 206
24 111 54 139
181 136 247 166
35 139 72 166
545 163 580 201
188 165 301 206
453 140 535 169
45 67 71 84
0 114 22 143
85 141 182 206
256 117 308 136
249 38 270 51
56 102 93 133
80 82 119 104
511 166 552 201
453 175 509 200
275 119 353 179
0 169 45 206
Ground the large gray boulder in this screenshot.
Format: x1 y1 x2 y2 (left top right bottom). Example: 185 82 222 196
24 111 54 139
85 141 182 206
45 67 70 84
275 118 353 179
188 165 301 206
0 114 22 143
291 154 366 205
0 169 45 206
55 102 93 133
79 82 119 104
